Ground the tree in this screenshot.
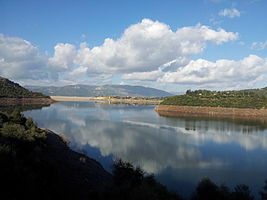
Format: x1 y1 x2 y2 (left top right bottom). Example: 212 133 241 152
231 184 254 200
192 177 220 200
260 180 267 200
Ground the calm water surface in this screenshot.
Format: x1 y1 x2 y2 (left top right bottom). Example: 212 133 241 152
23 101 267 198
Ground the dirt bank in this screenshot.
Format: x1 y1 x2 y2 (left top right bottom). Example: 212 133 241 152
0 97 55 106
155 105 267 120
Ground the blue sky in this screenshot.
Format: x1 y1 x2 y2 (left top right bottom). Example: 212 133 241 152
0 0 267 93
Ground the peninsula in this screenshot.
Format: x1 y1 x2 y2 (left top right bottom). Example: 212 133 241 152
156 89 267 119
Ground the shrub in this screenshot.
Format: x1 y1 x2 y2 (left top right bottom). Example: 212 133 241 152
111 159 182 200
260 180 267 200
232 184 254 200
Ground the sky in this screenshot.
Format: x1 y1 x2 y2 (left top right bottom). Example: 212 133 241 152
0 0 267 93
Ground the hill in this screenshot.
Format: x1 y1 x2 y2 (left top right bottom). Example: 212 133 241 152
240 87 267 97
26 84 173 97
0 111 182 200
161 88 267 109
0 77 49 98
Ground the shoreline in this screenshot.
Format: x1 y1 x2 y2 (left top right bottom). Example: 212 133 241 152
51 96 162 105
0 97 55 106
155 105 267 121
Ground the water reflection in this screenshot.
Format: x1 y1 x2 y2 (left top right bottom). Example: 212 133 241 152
23 101 267 197
0 104 50 113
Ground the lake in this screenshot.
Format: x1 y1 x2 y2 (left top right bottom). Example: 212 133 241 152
23 101 267 198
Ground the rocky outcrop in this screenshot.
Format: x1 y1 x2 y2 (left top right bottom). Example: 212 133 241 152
155 105 267 120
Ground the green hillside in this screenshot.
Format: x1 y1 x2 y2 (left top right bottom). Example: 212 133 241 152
240 87 267 97
161 88 267 109
0 77 48 98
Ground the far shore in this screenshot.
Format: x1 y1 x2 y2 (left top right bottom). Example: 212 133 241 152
51 96 163 105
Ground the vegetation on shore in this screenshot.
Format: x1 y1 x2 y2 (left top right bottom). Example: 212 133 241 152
161 89 267 109
1 110 267 200
0 110 110 199
0 77 49 98
0 110 181 199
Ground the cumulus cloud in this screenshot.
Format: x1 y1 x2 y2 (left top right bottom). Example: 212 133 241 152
0 34 78 82
251 40 267 50
0 19 246 89
159 55 267 87
72 19 237 74
124 55 267 88
48 43 77 70
0 34 48 80
123 70 164 81
0 34 81 83
219 8 241 18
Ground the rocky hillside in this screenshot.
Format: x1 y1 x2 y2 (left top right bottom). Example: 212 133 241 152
0 77 48 98
0 111 182 200
0 111 112 199
26 84 173 97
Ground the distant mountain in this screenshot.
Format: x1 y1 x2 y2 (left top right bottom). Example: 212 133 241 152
26 84 173 97
0 77 48 98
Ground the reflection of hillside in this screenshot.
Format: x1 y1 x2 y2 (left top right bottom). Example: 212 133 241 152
59 101 267 131
159 115 267 133
0 104 50 113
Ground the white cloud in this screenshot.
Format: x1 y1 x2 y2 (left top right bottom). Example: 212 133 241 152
68 66 87 77
73 19 237 74
158 55 267 88
123 57 191 81
0 34 48 80
123 70 164 81
239 41 245 46
0 34 78 83
124 55 267 89
0 19 242 89
251 41 267 50
219 8 241 18
48 43 77 70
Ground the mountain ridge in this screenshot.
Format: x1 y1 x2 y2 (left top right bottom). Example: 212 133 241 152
26 84 173 97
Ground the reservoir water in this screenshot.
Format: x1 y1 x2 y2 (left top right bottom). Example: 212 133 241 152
23 101 267 198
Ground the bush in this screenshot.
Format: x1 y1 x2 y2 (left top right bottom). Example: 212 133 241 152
260 180 267 200
192 177 255 200
232 184 254 200
110 159 182 200
0 111 46 157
